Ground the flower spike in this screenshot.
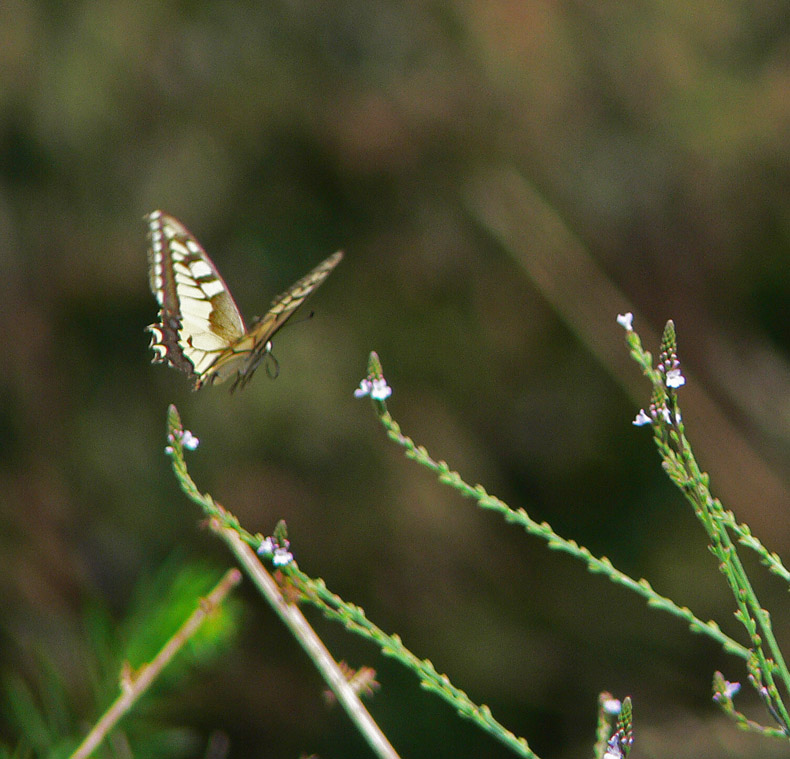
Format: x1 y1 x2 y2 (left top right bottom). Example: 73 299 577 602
354 352 393 401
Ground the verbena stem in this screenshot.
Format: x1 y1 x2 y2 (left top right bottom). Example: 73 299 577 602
165 406 401 759
626 324 790 734
367 404 748 661
165 404 535 757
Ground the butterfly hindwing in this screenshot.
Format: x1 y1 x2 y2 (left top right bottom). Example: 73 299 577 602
145 210 342 390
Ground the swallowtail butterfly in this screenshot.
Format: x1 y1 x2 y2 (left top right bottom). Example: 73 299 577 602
146 210 343 390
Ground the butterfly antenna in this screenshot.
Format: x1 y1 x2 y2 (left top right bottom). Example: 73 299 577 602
281 309 315 329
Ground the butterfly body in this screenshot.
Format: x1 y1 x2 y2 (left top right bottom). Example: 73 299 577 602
146 210 342 390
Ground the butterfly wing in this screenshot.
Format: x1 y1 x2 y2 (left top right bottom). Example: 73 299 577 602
146 210 247 388
206 250 344 390
258 250 344 342
146 210 343 390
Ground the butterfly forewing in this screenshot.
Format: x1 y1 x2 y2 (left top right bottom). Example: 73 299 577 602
203 250 344 388
255 250 344 342
146 211 248 384
145 210 342 390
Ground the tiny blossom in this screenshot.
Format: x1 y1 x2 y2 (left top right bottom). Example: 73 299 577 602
165 428 199 453
634 403 678 427
616 312 634 331
665 367 685 389
257 537 275 556
603 735 623 759
181 430 200 450
272 547 294 566
370 378 392 400
658 345 685 391
354 378 373 398
354 376 392 401
603 698 622 715
721 680 740 699
258 535 293 566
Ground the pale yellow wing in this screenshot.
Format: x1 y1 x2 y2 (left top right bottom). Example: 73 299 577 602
146 210 247 386
146 209 342 391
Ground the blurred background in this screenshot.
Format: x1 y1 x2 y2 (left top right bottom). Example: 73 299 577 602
1 1 788 757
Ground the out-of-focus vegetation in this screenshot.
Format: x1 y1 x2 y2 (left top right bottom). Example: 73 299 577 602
0 2 788 757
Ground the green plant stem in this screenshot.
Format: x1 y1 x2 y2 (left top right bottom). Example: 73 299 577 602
723 515 790 584
165 404 532 757
214 523 402 759
370 407 749 661
628 323 790 732
290 568 535 757
165 406 400 759
669 421 790 729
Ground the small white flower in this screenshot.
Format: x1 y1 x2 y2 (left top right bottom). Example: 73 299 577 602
258 535 293 566
633 409 652 426
272 547 294 566
257 537 275 556
665 367 685 389
661 406 673 424
616 312 634 331
165 428 199 453
354 378 373 398
603 698 622 715
354 376 392 401
370 377 392 400
723 680 740 699
603 735 623 759
181 430 200 450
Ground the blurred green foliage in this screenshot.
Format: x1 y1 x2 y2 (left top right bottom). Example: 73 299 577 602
2 561 240 758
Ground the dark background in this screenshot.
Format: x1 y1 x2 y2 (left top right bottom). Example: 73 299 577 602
1 2 789 757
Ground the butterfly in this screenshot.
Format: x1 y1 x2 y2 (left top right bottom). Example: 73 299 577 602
146 210 342 391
